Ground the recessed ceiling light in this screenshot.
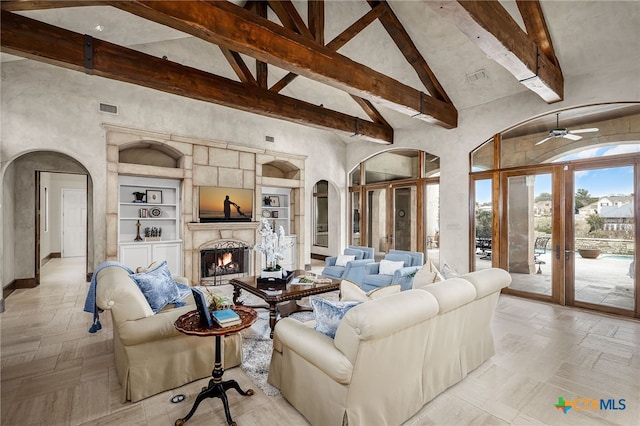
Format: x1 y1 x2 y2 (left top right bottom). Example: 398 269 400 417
94 25 104 32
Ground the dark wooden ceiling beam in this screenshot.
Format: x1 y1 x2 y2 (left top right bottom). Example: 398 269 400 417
111 0 457 128
0 1 108 11
308 0 325 44
219 47 258 86
0 10 393 144
268 0 314 39
426 0 563 103
351 95 391 127
516 0 560 67
368 0 452 105
270 4 385 93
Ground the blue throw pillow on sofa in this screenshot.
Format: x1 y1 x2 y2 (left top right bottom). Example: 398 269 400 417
310 296 361 339
130 261 184 313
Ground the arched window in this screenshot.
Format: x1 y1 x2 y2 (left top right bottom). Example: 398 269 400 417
469 102 640 318
313 180 329 247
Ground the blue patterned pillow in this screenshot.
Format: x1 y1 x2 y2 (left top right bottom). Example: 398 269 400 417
310 296 361 339
130 261 185 313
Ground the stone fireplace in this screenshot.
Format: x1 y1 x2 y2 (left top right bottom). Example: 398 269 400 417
105 125 306 285
200 241 250 285
186 221 261 285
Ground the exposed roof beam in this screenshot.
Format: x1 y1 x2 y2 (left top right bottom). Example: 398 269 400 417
0 10 393 144
351 96 391 127
271 4 385 93
268 0 314 39
427 0 563 103
516 0 560 67
111 0 457 128
254 0 269 88
0 1 108 10
368 0 452 104
308 0 325 45
219 47 258 86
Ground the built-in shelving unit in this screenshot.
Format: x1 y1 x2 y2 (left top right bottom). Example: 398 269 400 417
118 176 182 275
260 186 296 271
261 186 290 234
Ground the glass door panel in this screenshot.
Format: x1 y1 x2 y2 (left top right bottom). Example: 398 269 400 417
506 173 554 296
351 191 361 246
393 186 417 251
366 188 388 257
474 179 493 271
572 165 635 311
425 183 440 265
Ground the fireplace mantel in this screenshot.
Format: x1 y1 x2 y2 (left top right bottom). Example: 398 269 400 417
187 221 261 232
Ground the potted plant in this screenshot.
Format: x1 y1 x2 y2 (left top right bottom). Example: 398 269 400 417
263 196 272 206
253 218 293 278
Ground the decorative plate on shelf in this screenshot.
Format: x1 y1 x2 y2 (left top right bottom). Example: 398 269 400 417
149 207 162 217
262 209 272 218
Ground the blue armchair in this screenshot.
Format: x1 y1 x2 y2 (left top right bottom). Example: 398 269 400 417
361 249 424 291
321 245 375 286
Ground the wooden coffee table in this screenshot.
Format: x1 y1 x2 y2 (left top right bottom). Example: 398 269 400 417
230 270 340 338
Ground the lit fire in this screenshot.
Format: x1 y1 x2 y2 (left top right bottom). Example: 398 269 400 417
218 252 233 266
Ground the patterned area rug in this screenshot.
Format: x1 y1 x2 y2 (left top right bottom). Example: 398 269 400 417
237 291 336 396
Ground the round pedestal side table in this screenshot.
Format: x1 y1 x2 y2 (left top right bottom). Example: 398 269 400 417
174 305 258 426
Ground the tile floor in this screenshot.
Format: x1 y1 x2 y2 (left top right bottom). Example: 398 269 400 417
1 257 639 425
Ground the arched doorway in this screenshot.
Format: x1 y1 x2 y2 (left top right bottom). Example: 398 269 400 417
1 151 92 293
349 149 440 263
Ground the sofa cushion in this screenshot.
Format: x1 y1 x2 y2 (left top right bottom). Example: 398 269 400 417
441 261 459 279
344 248 365 260
412 261 444 288
418 278 476 313
384 253 412 267
340 280 401 302
310 296 361 339
129 261 184 313
335 254 356 267
379 259 405 275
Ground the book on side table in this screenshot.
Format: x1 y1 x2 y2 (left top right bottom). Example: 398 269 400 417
212 308 241 327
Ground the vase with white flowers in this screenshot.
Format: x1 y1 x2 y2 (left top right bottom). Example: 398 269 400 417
254 218 294 278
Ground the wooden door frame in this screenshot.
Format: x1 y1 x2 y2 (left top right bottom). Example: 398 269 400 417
498 164 565 304
563 157 639 318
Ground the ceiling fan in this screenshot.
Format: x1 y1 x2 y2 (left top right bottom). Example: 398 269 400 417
535 113 599 145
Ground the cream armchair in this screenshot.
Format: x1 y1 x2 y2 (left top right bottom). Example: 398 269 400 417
95 264 242 402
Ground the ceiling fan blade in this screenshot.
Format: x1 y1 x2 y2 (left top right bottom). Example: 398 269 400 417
569 127 599 134
563 133 582 141
535 136 553 145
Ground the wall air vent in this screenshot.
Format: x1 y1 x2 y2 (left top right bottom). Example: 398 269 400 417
265 135 275 143
99 103 118 115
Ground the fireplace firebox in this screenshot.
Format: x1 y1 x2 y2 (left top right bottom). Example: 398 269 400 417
200 241 250 285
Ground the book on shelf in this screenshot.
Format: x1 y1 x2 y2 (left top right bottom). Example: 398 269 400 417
211 308 241 327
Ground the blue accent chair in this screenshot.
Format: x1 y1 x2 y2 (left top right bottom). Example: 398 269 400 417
322 245 375 286
361 249 424 291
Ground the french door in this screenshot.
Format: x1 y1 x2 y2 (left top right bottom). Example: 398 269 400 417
365 184 418 255
499 159 638 316
500 166 564 303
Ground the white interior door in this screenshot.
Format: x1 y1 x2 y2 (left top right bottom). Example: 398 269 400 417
62 189 87 258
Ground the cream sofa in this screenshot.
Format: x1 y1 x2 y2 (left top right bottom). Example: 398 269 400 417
268 268 511 425
95 264 242 402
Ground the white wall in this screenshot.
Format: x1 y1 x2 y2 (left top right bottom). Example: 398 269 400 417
1 59 344 282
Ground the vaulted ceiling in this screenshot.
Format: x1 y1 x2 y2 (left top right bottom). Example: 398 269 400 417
1 1 638 145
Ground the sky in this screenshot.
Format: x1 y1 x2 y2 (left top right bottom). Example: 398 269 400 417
475 144 638 204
